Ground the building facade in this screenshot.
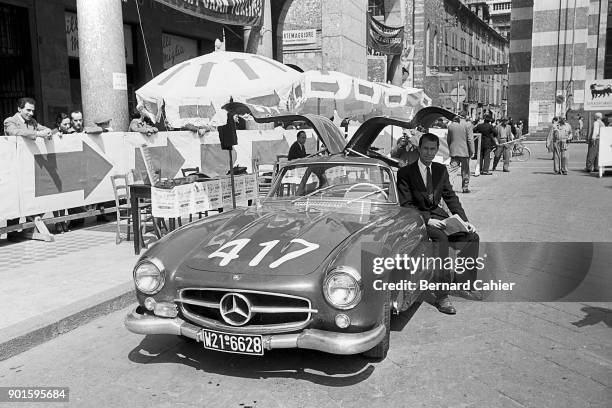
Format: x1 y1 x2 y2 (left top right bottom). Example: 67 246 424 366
508 0 610 135
281 0 508 119
0 0 242 128
486 0 512 39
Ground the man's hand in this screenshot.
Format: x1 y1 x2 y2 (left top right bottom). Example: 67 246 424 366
427 219 446 230
37 129 52 139
466 222 476 233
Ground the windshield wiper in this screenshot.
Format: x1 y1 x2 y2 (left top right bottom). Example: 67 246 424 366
346 189 388 204
291 184 336 203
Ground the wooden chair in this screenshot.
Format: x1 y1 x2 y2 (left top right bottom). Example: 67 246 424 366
110 174 162 246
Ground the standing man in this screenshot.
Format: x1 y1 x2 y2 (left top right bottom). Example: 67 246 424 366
553 117 572 175
288 130 307 160
3 97 52 139
577 115 584 141
70 110 84 133
474 116 497 175
397 133 480 315
585 112 604 173
447 115 474 193
492 118 513 172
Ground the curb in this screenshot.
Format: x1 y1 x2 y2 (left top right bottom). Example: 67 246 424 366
0 282 135 362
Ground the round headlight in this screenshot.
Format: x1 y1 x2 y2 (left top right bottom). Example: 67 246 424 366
323 266 362 310
134 259 165 295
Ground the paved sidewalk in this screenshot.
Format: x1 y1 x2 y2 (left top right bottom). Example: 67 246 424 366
0 227 138 360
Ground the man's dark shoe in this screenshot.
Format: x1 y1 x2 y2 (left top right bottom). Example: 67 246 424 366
435 296 456 314
503 169 510 172
462 188 471 193
454 289 483 301
481 172 492 175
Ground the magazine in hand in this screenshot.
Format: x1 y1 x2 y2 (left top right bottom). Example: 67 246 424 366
443 214 469 235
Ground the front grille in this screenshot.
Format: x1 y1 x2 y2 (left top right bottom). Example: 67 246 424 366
176 288 316 334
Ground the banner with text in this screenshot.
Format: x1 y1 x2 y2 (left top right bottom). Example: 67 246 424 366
584 80 612 111
367 14 404 55
427 64 508 76
153 0 263 26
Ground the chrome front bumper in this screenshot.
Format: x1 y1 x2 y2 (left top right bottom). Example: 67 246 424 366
125 308 385 355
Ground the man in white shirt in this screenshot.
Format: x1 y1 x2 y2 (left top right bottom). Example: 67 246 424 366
585 112 604 173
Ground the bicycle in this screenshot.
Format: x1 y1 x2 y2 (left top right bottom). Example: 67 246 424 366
510 137 530 162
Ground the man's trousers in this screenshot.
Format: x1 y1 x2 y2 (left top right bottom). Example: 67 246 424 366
426 225 480 297
586 139 599 171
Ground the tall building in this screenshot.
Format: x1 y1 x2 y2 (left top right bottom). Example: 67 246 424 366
508 0 609 136
486 0 512 39
281 0 509 118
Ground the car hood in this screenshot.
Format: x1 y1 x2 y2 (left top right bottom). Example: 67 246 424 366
183 205 394 276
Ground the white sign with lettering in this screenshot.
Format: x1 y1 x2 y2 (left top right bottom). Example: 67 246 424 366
162 33 198 69
65 12 134 64
282 29 316 45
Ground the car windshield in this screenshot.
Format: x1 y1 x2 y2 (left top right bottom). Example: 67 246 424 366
266 162 397 205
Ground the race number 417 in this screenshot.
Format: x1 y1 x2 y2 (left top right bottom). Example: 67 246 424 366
208 238 319 268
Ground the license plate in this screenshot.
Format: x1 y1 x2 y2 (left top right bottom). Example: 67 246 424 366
198 329 264 356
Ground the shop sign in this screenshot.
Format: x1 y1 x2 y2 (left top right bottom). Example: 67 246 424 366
282 29 316 46
162 33 198 69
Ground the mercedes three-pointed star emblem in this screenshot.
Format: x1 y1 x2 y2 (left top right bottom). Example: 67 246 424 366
219 293 252 326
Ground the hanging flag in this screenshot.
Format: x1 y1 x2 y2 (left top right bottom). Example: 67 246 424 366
153 0 263 26
367 13 404 55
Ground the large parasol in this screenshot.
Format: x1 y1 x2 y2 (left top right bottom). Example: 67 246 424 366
136 50 303 128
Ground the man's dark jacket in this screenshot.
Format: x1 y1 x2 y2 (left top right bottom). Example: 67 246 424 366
396 161 468 223
287 141 306 160
474 122 497 149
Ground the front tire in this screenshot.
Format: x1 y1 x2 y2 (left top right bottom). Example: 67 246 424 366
362 291 391 360
516 146 530 162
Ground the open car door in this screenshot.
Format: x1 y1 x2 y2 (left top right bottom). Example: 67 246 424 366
345 106 455 155
223 102 347 155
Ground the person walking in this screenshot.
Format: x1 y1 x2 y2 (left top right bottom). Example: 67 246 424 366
492 118 513 172
447 115 474 193
474 116 497 175
585 112 604 173
553 117 572 175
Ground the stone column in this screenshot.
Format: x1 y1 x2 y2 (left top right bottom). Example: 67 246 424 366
244 0 273 57
321 0 367 78
77 0 128 131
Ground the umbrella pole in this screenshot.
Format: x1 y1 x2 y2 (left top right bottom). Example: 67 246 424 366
229 149 236 209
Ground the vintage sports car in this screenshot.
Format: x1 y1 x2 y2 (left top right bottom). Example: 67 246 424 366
125 107 454 360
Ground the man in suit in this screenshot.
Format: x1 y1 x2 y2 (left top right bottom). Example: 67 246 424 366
288 130 307 160
474 116 498 175
3 97 52 139
397 133 481 314
447 115 474 193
